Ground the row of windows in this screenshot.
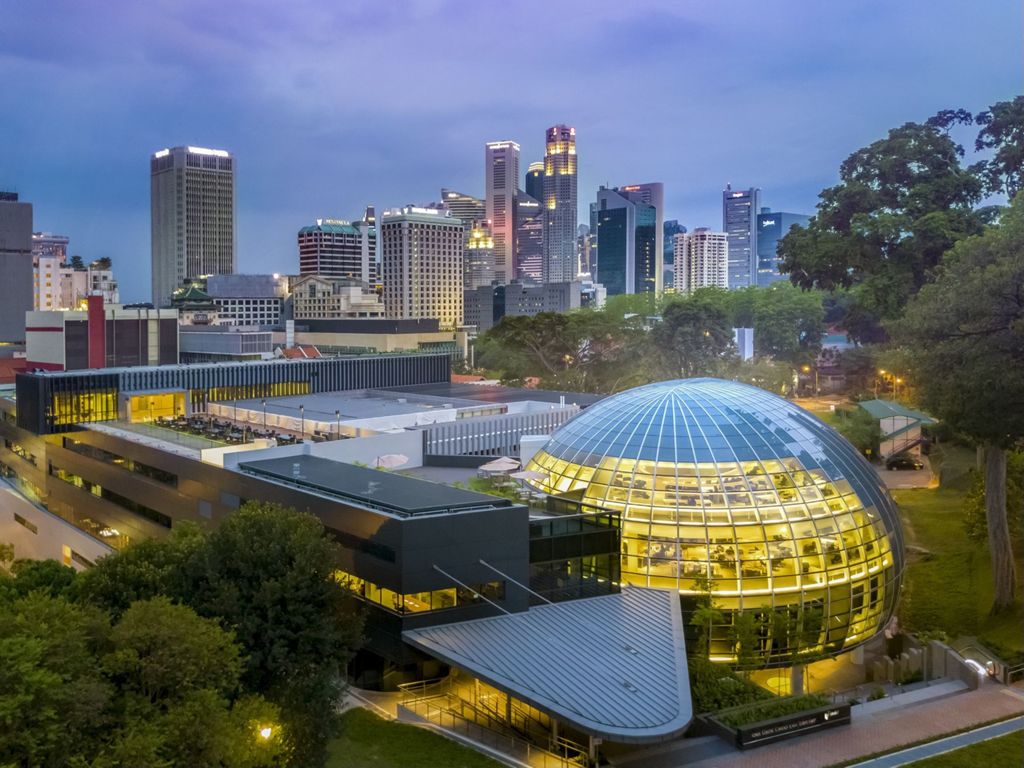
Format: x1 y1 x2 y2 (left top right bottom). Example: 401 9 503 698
50 465 173 530
4 439 38 467
62 437 178 487
335 570 505 615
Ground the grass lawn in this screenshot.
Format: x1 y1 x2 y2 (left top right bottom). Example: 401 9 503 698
894 443 1024 654
904 730 1024 766
327 708 504 768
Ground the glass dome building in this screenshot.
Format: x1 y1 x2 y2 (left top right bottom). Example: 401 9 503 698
525 378 904 666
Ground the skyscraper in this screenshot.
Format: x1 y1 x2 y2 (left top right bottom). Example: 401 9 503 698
619 183 664 292
674 228 728 293
576 224 594 277
0 192 34 342
151 146 236 307
722 184 760 289
464 221 495 290
593 186 658 296
380 206 464 329
440 188 485 232
542 125 578 283
514 191 544 283
525 161 544 202
755 207 811 286
297 207 378 286
485 141 519 284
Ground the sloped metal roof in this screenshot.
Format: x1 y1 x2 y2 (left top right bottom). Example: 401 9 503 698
403 587 692 743
859 399 936 424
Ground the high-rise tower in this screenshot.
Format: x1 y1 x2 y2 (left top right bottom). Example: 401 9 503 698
542 125 578 283
722 184 760 289
151 146 236 307
485 141 519 284
525 161 544 202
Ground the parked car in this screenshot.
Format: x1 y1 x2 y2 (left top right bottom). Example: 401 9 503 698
886 455 924 471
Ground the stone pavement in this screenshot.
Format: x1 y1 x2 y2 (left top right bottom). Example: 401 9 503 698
610 681 1024 768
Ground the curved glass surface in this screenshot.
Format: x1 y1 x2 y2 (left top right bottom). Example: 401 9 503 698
525 378 904 666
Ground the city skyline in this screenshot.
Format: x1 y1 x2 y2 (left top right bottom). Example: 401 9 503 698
1 0 1018 301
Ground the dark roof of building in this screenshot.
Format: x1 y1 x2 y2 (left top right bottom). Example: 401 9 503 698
388 382 605 408
403 587 692 743
237 454 517 517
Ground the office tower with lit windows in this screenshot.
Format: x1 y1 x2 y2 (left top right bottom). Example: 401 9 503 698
441 189 485 233
380 207 464 329
0 192 34 342
755 207 811 286
722 184 760 288
673 228 728 293
617 183 664 292
485 141 519 284
150 146 236 307
576 224 594 277
542 125 578 283
593 186 658 296
297 207 378 286
514 191 544 283
464 221 495 290
525 161 544 202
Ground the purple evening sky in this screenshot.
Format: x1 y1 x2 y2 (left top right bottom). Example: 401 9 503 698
1 0 1020 302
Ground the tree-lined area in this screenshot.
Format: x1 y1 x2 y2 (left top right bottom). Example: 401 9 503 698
0 503 363 768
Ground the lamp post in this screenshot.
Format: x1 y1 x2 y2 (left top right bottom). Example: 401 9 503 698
261 398 267 430
335 409 341 441
299 404 305 441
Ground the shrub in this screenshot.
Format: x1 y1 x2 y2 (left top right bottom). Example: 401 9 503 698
688 656 772 714
868 687 886 701
716 694 830 728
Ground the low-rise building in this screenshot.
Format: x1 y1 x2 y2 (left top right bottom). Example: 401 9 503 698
463 281 583 333
34 256 120 310
291 275 384 320
173 274 288 327
279 318 467 359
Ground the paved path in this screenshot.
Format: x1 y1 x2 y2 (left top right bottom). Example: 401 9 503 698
611 682 1024 768
848 714 1024 767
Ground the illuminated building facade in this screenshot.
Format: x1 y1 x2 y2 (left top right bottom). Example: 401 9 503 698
440 188 485 234
150 146 236 307
485 141 519 284
722 184 760 289
463 222 495 290
514 191 543 283
526 378 904 665
542 125 578 283
755 207 811 286
381 207 465 329
673 228 729 293
297 209 378 286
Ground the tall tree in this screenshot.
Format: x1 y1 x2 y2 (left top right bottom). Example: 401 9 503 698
975 96 1024 198
894 194 1024 611
779 113 987 341
652 291 735 378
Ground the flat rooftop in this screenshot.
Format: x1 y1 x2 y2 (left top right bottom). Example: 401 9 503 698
387 382 605 408
237 454 518 517
226 389 484 423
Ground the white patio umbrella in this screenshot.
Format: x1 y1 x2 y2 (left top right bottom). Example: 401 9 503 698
479 456 520 473
509 469 546 481
373 453 409 469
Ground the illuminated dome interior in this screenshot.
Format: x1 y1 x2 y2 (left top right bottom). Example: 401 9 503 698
525 378 904 665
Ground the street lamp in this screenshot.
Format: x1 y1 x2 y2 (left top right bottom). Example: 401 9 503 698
258 725 273 740
261 398 267 430
335 409 341 441
299 404 305 441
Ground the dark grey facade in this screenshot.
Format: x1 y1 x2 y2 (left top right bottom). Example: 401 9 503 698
463 282 582 333
756 207 811 286
723 185 761 289
0 193 33 343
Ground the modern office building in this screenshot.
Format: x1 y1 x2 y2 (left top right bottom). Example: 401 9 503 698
673 228 729 293
592 186 658 296
756 207 811 286
722 185 760 289
484 141 519 284
381 207 464 330
542 125 578 283
575 224 594 277
619 183 664 292
291 275 384 320
514 191 543 283
179 326 273 363
31 232 69 262
663 220 684 266
297 211 378 286
440 189 485 234
150 146 236 307
173 274 288 327
0 192 34 342
526 378 904 665
463 281 583 333
524 161 544 203
25 297 179 372
463 222 495 290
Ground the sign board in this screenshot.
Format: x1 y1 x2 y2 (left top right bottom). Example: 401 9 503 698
734 703 851 749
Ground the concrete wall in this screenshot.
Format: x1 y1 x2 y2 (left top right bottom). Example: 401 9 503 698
0 199 34 343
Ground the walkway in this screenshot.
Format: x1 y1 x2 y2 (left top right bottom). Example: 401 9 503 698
610 682 1024 768
848 714 1024 767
